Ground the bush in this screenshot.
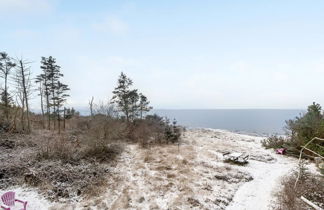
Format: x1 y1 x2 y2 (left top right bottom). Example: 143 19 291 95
261 136 287 149
85 115 127 149
36 133 81 162
127 115 182 147
275 170 324 209
263 102 324 157
164 118 181 144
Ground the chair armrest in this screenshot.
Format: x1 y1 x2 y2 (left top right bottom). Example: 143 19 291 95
1 204 10 210
15 199 26 203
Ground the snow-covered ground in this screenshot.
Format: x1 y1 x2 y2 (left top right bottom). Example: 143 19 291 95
1 128 311 209
79 128 303 209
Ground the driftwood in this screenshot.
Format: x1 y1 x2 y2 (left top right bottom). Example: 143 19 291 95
294 137 324 188
300 196 323 210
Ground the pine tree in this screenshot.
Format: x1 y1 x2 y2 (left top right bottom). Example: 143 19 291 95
47 56 62 130
138 93 152 119
111 72 153 122
111 72 136 122
39 57 51 129
38 56 65 130
0 52 16 120
52 81 69 133
128 89 140 121
35 75 45 129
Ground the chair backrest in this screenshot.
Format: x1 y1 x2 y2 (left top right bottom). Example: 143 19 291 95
1 191 15 206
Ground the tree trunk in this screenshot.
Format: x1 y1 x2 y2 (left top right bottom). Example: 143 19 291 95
89 96 94 117
58 107 61 134
63 107 66 130
44 79 50 130
4 71 9 121
39 83 45 129
20 93 25 131
52 77 56 130
47 96 50 130
19 60 31 133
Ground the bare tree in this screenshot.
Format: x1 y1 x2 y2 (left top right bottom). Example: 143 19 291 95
35 75 45 128
14 58 32 132
89 96 94 117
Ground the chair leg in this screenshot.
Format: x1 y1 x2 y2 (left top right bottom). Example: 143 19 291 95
24 201 28 210
0 206 10 210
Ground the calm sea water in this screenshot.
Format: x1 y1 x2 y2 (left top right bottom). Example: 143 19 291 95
153 109 304 136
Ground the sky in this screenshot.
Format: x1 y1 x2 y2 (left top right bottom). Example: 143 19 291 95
1 0 324 110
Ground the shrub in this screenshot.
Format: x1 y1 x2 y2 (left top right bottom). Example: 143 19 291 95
85 115 127 149
127 115 182 146
261 136 287 149
264 102 324 157
164 118 181 144
36 134 80 162
275 171 324 209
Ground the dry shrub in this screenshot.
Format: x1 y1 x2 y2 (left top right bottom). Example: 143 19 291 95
79 115 127 161
86 115 126 145
128 115 183 147
275 172 324 210
0 165 27 189
70 115 91 130
82 143 124 162
35 129 124 163
261 135 287 149
36 134 80 162
128 121 153 147
25 160 110 200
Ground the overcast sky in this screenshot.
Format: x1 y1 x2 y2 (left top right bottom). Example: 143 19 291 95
1 0 324 109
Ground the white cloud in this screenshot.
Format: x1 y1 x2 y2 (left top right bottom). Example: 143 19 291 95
0 0 53 14
93 16 129 35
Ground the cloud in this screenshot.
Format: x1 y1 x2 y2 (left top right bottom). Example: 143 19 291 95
0 0 54 15
93 16 129 35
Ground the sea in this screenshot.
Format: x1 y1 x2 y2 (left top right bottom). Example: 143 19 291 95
152 109 304 136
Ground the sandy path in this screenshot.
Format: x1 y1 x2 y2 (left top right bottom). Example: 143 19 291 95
227 156 296 210
188 129 298 210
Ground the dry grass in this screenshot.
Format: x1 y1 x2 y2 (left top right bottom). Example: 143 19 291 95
0 113 182 203
0 129 124 201
275 171 324 210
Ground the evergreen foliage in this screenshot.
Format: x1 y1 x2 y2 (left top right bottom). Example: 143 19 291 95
263 102 324 157
111 72 152 122
37 56 69 131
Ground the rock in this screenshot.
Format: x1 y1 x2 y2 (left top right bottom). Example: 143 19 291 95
138 196 145 203
188 197 201 207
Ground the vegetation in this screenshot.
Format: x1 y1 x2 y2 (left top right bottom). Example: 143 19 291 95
275 163 323 210
262 102 324 157
111 72 152 122
0 51 182 201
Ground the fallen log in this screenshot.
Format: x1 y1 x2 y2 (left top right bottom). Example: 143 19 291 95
300 196 323 210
